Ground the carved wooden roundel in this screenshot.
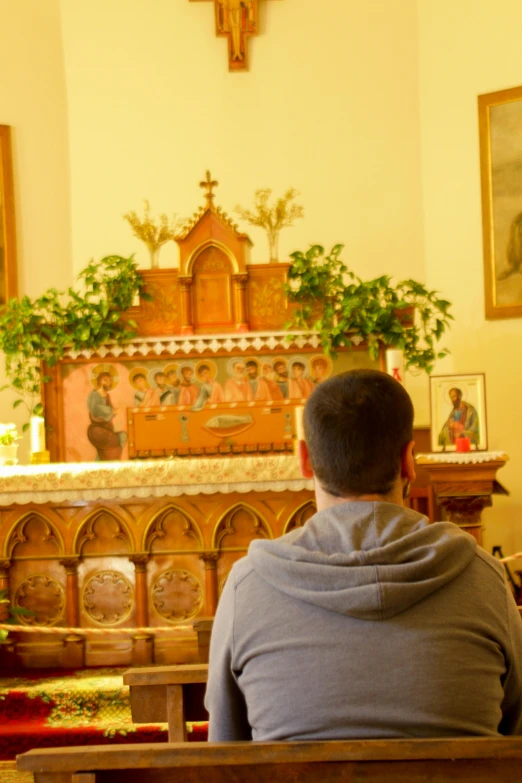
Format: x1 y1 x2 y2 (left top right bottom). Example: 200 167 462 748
151 568 203 623
83 570 134 626
15 575 65 626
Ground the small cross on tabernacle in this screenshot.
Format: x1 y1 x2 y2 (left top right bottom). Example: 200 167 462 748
200 171 219 209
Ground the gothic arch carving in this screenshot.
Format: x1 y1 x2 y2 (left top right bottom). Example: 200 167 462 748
212 503 273 551
74 508 133 556
5 513 63 559
185 239 240 277
283 500 317 534
143 505 203 553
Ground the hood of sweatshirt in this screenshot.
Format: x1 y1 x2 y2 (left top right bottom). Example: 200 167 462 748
247 502 477 620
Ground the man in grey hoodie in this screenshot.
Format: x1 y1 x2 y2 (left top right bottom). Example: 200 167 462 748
205 369 522 741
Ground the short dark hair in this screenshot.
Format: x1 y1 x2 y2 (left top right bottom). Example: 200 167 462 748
198 364 210 375
97 372 111 386
304 370 414 497
133 373 146 382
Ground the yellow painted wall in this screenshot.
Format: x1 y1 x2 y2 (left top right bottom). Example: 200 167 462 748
418 0 522 553
0 0 72 460
59 0 424 279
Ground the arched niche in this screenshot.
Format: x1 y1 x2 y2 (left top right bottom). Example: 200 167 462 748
74 508 133 556
143 505 203 553
212 504 273 551
283 500 317 534
191 244 235 330
6 513 63 559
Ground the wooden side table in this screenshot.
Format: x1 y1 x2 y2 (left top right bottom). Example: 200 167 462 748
415 452 509 546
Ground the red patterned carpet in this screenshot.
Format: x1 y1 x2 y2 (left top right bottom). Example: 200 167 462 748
0 667 208 764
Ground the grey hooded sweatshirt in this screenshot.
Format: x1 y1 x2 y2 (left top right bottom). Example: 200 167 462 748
205 502 522 741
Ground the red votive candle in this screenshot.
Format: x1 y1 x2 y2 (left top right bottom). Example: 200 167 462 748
456 437 471 453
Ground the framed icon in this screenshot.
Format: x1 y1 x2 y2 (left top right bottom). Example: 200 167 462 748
430 373 487 452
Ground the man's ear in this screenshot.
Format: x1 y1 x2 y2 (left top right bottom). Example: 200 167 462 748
401 440 416 483
298 440 314 479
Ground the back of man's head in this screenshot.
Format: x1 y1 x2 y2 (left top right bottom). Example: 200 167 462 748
303 369 414 497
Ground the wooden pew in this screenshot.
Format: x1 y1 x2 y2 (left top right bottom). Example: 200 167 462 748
17 737 522 782
123 663 208 741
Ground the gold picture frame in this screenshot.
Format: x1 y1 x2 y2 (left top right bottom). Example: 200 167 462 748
478 85 522 319
0 125 18 305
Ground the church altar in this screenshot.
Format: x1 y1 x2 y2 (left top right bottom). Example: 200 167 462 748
0 177 435 670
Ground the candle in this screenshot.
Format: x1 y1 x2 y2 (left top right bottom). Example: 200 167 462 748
385 349 405 385
455 436 471 453
30 416 46 453
294 406 305 442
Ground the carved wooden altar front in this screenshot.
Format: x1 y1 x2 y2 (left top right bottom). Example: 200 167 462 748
0 449 434 670
0 460 315 669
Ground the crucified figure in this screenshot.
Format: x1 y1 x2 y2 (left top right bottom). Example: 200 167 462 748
226 0 243 61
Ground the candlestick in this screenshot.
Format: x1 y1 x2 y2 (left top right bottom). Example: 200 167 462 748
294 406 305 442
385 349 405 385
30 416 46 453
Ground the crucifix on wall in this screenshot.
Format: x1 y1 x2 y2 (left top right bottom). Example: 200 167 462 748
190 0 259 71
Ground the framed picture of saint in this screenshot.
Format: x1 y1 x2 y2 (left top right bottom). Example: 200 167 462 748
479 85 522 319
429 373 488 452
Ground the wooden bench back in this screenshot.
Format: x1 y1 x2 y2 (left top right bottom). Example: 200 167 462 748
17 737 522 782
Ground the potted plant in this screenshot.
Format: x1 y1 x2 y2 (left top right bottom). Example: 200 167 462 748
0 254 151 431
123 200 186 269
235 188 304 262
286 244 453 374
0 423 20 465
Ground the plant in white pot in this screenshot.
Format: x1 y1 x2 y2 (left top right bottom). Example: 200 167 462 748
0 423 20 465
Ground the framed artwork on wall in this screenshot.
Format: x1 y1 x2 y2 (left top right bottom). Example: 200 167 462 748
429 373 487 453
478 85 522 319
0 125 18 305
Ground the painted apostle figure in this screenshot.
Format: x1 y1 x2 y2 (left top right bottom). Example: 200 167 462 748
438 387 480 449
87 371 127 460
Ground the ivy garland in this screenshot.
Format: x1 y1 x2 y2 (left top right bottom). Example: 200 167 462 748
0 255 151 429
286 244 453 374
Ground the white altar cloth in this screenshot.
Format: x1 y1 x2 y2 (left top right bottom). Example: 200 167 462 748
0 456 313 505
